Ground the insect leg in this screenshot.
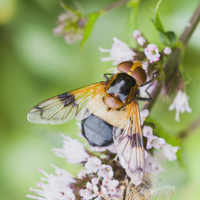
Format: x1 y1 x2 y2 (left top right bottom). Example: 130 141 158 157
103 73 114 81
140 71 157 87
141 81 153 100
138 84 152 101
138 71 157 100
137 82 152 101
137 96 152 101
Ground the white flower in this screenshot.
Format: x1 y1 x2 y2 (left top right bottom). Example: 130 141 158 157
80 181 99 199
140 109 149 126
146 136 166 149
133 30 142 38
137 36 146 46
91 143 117 154
97 165 114 179
26 164 75 200
169 90 192 122
143 126 166 149
162 144 180 161
144 44 160 63
133 31 147 47
163 47 172 55
95 196 103 200
145 152 163 174
99 37 136 65
101 179 119 196
77 170 86 179
52 134 89 164
143 126 153 138
85 157 102 174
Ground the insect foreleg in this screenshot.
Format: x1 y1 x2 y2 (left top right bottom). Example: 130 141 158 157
136 84 152 101
103 73 115 81
140 71 157 87
138 71 157 100
137 96 152 101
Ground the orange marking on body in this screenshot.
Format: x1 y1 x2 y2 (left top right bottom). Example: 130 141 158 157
104 94 124 109
127 61 143 76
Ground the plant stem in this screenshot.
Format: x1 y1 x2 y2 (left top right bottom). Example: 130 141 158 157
178 115 200 139
100 0 131 13
179 2 200 46
143 2 200 111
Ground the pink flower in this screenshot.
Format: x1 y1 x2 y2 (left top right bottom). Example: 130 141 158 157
144 44 160 63
163 47 172 55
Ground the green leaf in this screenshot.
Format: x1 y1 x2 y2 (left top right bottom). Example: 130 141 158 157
81 12 100 47
165 31 176 44
152 0 164 32
152 0 176 46
159 31 176 46
152 11 165 33
151 185 175 200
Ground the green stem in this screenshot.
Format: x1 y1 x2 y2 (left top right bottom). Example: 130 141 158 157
99 0 131 14
178 115 200 139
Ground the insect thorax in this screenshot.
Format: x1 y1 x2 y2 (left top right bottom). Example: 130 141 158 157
105 73 137 109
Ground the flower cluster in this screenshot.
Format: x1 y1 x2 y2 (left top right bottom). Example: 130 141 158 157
143 125 180 174
99 31 163 67
27 136 121 200
26 164 76 200
27 110 179 199
53 8 88 44
132 30 148 48
79 157 119 199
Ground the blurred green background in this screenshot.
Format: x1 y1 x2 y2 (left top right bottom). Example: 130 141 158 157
0 0 200 199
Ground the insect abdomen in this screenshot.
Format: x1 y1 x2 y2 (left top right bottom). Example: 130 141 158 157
81 113 113 147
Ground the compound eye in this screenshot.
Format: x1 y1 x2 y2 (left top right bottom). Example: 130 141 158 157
117 61 147 84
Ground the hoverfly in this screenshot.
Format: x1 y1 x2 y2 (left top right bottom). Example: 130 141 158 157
27 61 150 185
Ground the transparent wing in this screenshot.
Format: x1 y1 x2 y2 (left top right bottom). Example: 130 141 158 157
27 82 105 124
125 175 153 200
151 185 175 200
113 100 145 185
